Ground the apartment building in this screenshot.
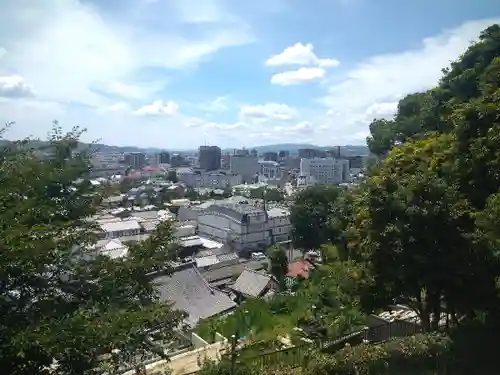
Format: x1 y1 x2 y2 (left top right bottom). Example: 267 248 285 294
229 154 260 183
300 157 349 185
196 197 291 250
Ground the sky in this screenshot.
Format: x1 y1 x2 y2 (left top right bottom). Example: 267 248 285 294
0 0 499 149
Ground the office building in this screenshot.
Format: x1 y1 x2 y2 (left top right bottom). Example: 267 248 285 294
199 146 221 171
263 152 278 162
124 152 146 170
230 154 260 184
300 157 349 185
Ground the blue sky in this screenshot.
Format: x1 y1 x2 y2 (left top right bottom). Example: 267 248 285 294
0 0 498 149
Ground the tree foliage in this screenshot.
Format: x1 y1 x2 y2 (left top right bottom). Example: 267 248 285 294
0 126 183 375
268 245 289 291
353 23 500 329
290 185 341 250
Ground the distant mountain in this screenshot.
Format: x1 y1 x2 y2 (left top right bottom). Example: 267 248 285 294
0 139 369 157
248 143 370 157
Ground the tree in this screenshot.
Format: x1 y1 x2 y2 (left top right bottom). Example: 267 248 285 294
0 125 183 375
353 135 499 330
263 188 284 202
167 170 178 183
290 185 340 251
268 245 288 291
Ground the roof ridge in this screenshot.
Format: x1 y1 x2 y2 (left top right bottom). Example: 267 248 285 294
192 264 216 294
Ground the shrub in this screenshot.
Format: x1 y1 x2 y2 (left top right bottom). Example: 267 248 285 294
305 333 452 375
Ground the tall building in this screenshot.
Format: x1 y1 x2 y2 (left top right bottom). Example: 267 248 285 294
124 152 146 170
263 151 278 162
300 157 349 185
199 146 221 171
158 151 170 164
230 154 260 183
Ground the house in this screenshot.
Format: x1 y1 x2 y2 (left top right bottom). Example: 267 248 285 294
286 259 314 288
100 219 141 239
93 238 129 259
155 263 237 327
230 268 277 299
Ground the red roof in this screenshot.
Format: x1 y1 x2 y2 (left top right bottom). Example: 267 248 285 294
141 166 162 172
286 260 314 279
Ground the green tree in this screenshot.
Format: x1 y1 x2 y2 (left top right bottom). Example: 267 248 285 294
167 170 178 183
268 245 289 291
0 126 183 375
290 185 340 251
263 188 284 202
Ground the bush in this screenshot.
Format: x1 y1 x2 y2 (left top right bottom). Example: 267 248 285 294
305 333 452 375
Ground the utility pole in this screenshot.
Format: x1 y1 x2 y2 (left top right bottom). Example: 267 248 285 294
230 332 238 375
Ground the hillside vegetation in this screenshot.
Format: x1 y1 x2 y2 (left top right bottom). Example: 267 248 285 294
198 23 500 375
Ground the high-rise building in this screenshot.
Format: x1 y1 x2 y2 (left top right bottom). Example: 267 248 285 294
230 154 260 183
263 151 278 162
158 151 170 164
199 146 221 171
298 148 326 159
124 152 146 170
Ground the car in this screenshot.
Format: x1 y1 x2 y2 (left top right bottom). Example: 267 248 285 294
251 252 266 260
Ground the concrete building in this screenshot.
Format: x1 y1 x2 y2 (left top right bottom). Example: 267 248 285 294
298 148 326 159
196 196 291 250
124 152 146 170
199 146 221 171
263 151 278 162
259 160 280 179
230 154 260 184
300 157 349 185
176 168 241 188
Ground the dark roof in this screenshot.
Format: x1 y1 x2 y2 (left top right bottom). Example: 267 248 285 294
231 269 273 298
201 260 265 283
154 264 236 327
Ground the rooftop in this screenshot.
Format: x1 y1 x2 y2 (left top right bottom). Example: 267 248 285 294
287 260 314 279
100 219 141 233
231 268 274 298
155 264 236 327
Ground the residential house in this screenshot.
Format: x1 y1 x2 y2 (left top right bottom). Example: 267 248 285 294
230 268 277 300
286 259 314 288
155 263 237 327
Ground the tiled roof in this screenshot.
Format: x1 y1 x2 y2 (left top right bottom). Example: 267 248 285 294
231 268 273 298
154 264 236 327
287 260 314 279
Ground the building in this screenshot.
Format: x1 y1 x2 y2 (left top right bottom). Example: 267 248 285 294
176 168 241 188
196 196 292 250
124 152 146 170
155 263 236 327
199 146 221 171
170 153 189 167
230 154 260 184
298 148 326 159
300 157 349 185
231 269 277 299
278 150 290 160
259 160 280 179
158 151 171 164
221 153 231 170
263 151 278 162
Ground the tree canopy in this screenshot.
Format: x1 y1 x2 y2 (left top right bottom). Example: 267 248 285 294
0 126 183 375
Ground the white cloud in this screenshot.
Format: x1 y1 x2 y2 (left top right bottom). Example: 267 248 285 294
0 75 34 98
0 0 254 106
270 67 325 86
240 103 298 121
135 100 179 116
266 42 339 68
365 102 398 120
199 96 229 113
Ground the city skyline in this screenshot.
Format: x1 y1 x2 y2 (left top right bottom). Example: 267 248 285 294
0 1 498 149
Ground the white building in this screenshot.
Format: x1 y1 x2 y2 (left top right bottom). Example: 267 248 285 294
196 196 291 251
176 167 241 188
300 157 349 185
230 155 260 184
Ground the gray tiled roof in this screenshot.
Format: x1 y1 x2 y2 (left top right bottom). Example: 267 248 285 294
231 269 273 298
154 264 236 327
